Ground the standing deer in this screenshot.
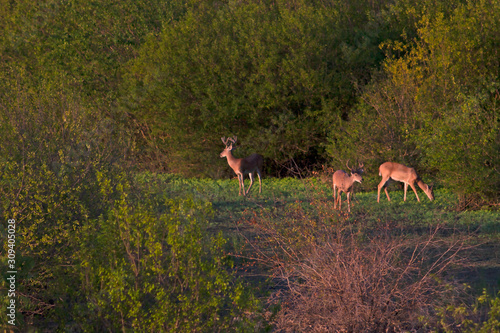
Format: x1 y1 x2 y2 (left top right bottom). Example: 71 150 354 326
220 136 263 196
332 161 363 212
377 162 434 202
347 161 364 200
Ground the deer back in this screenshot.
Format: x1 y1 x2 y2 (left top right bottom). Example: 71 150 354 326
379 162 419 183
333 170 352 191
240 153 263 172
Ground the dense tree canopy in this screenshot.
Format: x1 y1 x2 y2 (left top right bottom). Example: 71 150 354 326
121 0 394 176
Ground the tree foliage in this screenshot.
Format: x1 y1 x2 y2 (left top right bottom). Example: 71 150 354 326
0 69 129 326
74 184 256 332
327 0 500 205
0 0 173 102
0 71 256 329
121 0 391 176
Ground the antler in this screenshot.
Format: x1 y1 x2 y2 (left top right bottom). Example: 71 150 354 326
346 160 352 172
347 160 365 174
357 162 365 173
221 136 238 147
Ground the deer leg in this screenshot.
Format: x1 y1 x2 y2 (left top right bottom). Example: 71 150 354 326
339 191 342 211
237 174 241 196
336 190 341 210
409 182 420 202
257 170 262 194
378 177 390 202
246 172 254 195
347 192 351 212
238 174 245 196
403 182 408 201
333 185 337 209
241 174 247 196
384 187 391 201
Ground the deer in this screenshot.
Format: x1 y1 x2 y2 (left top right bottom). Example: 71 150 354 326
220 136 263 196
332 161 364 212
377 162 434 203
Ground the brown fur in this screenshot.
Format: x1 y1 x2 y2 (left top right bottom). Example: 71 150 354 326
332 170 362 212
220 138 263 196
377 162 434 202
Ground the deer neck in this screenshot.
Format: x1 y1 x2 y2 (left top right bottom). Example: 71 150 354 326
225 151 241 171
416 179 428 192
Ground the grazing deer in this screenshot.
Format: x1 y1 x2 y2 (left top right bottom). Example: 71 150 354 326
332 161 363 212
220 136 263 196
377 162 434 202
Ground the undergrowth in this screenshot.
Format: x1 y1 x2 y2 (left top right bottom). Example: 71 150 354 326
135 172 500 331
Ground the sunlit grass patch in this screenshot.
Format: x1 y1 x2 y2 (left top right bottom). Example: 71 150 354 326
132 173 500 331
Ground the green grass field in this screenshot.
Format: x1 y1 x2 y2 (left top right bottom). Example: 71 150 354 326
136 172 500 228
137 172 500 283
130 172 500 330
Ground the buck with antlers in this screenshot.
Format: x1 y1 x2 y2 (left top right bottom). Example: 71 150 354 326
377 162 434 202
332 161 364 212
220 136 263 196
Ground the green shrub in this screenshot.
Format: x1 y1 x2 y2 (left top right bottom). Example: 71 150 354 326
0 72 128 327
433 289 500 333
74 181 258 332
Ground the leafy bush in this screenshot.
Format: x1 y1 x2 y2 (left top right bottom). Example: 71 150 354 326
0 74 258 329
0 71 128 326
74 181 258 332
327 0 500 207
433 289 500 333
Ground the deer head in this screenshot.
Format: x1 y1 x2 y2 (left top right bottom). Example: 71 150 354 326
220 136 237 158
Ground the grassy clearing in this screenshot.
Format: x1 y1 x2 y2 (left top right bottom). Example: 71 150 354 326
354 190 500 234
134 171 500 244
136 172 499 267
135 172 500 330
